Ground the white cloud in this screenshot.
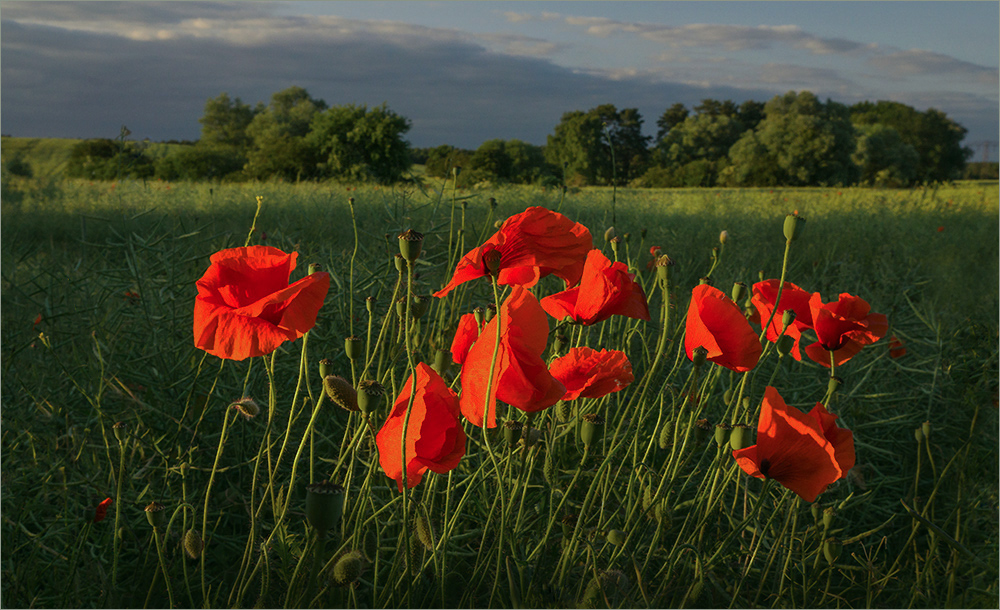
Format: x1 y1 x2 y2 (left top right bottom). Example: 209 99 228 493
868 49 999 85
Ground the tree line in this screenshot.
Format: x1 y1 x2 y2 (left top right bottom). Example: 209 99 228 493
65 86 973 187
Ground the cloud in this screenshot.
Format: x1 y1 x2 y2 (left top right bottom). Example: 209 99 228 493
868 49 999 85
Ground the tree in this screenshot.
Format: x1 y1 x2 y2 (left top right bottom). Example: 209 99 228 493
199 93 257 151
307 103 412 182
852 124 919 186
66 138 154 180
423 145 473 179
725 91 858 186
656 103 689 141
546 104 650 186
244 86 327 181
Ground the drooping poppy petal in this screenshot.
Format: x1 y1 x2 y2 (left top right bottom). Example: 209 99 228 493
94 497 113 523
732 387 847 503
803 292 888 368
549 347 634 401
808 402 856 475
541 249 651 325
751 279 814 361
685 284 762 372
460 286 565 428
433 207 592 298
193 246 330 360
889 335 907 358
449 313 483 366
376 362 466 492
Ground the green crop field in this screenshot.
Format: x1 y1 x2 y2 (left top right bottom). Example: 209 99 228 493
1 173 997 608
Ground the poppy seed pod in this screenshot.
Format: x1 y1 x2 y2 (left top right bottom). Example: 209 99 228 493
781 309 797 329
183 529 204 560
609 236 621 257
692 346 709 368
823 537 842 565
472 306 486 327
581 413 605 448
414 513 436 551
113 421 129 444
694 418 712 445
395 297 407 320
827 376 843 396
432 348 451 376
365 295 376 314
731 282 748 303
394 253 407 274
606 529 627 547
698 276 712 285
729 423 752 451
655 255 674 283
356 380 384 416
319 358 334 379
776 334 796 357
324 375 359 412
308 262 322 275
503 420 524 448
331 550 365 586
398 229 424 262
823 507 836 529
305 480 345 532
344 336 364 361
811 502 823 523
714 422 732 448
914 426 924 442
488 196 497 209
552 333 568 356
783 214 806 242
144 501 167 530
410 295 431 320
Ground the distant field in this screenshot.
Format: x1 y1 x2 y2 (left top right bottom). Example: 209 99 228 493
0 136 185 179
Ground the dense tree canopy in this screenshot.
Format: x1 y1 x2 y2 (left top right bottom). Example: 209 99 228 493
307 103 412 182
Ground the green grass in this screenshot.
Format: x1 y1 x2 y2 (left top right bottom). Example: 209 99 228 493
1 177 997 608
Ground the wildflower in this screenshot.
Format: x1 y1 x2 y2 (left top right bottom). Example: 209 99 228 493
889 335 907 358
540 249 651 326
94 497 113 523
751 280 814 361
549 347 634 401
685 284 762 372
433 207 592 297
449 312 484 366
733 387 854 502
193 246 330 360
460 286 565 428
803 292 888 368
377 362 466 491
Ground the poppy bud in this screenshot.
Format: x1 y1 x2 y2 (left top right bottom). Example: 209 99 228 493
604 227 616 242
723 388 734 404
482 247 502 278
783 214 805 242
823 537 842 565
408 533 423 570
692 346 708 368
395 298 407 320
622 232 631 242
398 229 424 262
729 423 752 451
698 276 711 285
365 295 376 314
230 396 261 420
356 380 384 416
414 513 436 551
758 270 766 283
823 507 836 530
324 375 359 412
714 422 732 448
503 420 524 448
719 230 729 244
410 295 430 319
741 396 751 411
606 529 626 547
655 255 674 283
485 303 497 322
488 196 497 209
711 246 720 262
144 501 167 530
331 550 365 586
453 166 462 178
580 413 604 448
827 376 843 396
776 335 795 357
308 263 322 275
432 348 451 376
694 418 712 445
921 421 931 439
609 236 621 257
183 529 203 560
344 336 364 361
731 282 747 303
394 253 406 274
305 480 345 532
494 219 504 229
319 358 334 379
113 421 129 444
552 333 568 356
914 426 924 443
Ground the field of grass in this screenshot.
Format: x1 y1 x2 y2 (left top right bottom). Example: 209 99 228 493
1 174 997 608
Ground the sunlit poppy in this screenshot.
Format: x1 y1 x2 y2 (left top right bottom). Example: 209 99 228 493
449 312 483 366
94 497 113 523
751 279 814 361
549 347 634 401
685 284 762 372
540 249 651 326
803 292 887 368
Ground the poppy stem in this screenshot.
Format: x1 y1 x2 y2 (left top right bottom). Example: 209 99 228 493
201 407 233 603
759 238 793 344
398 258 420 604
704 477 775 571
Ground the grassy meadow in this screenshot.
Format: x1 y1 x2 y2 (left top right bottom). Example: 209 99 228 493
1 172 998 608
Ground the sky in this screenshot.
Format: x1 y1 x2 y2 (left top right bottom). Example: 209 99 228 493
2 1 997 153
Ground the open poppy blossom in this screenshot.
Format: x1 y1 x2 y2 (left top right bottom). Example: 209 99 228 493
377 362 466 491
549 347 634 401
803 292 888 368
433 207 592 298
193 246 330 361
460 286 565 428
449 312 484 366
732 387 854 502
751 279 814 361
94 497 113 523
685 284 762 372
889 335 907 358
540 249 651 326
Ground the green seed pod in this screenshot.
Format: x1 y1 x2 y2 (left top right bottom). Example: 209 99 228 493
556 399 573 422
914 426 924 443
781 309 797 329
365 295 376 314
393 253 407 274
609 236 621 257
543 449 557 487
183 529 203 560
783 213 806 242
691 346 708 368
344 336 364 361
823 537 842 565
113 421 129 444
398 229 424 262
729 423 752 451
395 297 407 320
776 334 795 357
828 375 843 396
410 295 431 320
144 501 167 530
503 420 524 448
356 380 384 416
811 502 822 524
331 550 365 586
552 333 568 356
731 281 748 303
922 420 931 439
698 276 711 286
318 358 333 379
658 421 671 450
308 263 322 275
823 507 836 530
758 270 766 283
714 422 732 449
305 480 345 532
432 348 451 376
693 418 712 446
324 375 359 412
655 254 675 284
580 413 605 448
606 529 626 547
723 388 734 404
485 304 497 322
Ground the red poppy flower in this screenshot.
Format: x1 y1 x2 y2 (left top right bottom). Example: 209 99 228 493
889 335 907 358
685 284 762 372
549 347 634 401
751 279 814 361
450 312 483 366
646 246 662 271
33 313 42 328
732 387 852 503
803 292 888 368
94 497 113 523
540 249 651 326
460 286 565 428
193 246 330 361
433 207 592 298
376 362 466 491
